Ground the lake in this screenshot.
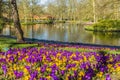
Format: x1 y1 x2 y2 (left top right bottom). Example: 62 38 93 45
1 23 120 46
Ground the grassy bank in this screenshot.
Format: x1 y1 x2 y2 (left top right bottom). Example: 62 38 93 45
0 37 38 51
0 37 120 53
85 20 120 32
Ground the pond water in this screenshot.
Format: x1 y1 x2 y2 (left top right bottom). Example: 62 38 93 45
1 23 120 46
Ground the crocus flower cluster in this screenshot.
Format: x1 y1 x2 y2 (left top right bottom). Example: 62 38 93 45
0 43 120 80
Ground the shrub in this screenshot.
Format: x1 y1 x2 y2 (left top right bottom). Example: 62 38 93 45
85 20 120 32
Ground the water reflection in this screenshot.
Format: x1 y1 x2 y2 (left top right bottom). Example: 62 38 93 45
1 23 120 46
2 25 11 35
92 32 120 45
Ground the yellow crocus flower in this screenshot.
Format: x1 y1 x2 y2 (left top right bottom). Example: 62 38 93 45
78 71 84 76
96 72 103 77
23 75 30 80
46 75 51 80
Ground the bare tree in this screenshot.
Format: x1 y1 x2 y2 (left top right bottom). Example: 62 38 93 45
10 0 24 42
114 0 119 20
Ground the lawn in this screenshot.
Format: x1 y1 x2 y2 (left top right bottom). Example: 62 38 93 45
0 37 38 51
0 37 120 80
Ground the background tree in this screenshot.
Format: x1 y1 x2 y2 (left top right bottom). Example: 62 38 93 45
17 0 30 23
2 0 120 26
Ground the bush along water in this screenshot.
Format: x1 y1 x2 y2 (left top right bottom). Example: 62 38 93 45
22 19 54 25
85 20 120 32
0 44 120 80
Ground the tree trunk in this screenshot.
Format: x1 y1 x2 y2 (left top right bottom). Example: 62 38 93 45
114 0 119 20
0 0 2 18
92 0 97 23
10 0 24 42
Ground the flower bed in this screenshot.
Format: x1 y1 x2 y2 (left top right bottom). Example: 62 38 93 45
0 44 120 80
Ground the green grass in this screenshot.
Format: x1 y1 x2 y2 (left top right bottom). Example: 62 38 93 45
0 44 38 51
58 46 120 54
0 37 38 51
0 37 16 43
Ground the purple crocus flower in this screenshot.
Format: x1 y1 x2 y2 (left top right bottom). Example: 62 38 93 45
18 56 23 60
9 56 14 62
30 70 38 80
46 56 52 61
74 70 78 77
100 66 107 72
66 63 76 69
97 65 108 73
25 66 31 72
14 70 23 79
82 67 94 80
68 76 74 80
40 64 47 73
114 55 120 62
61 70 65 75
106 74 111 80
39 77 47 80
51 64 58 70
2 64 7 74
22 48 27 53
50 69 59 79
82 74 91 80
0 58 6 63
50 74 59 80
80 63 87 69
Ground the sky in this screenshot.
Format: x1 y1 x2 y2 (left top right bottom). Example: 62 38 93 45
40 0 48 4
